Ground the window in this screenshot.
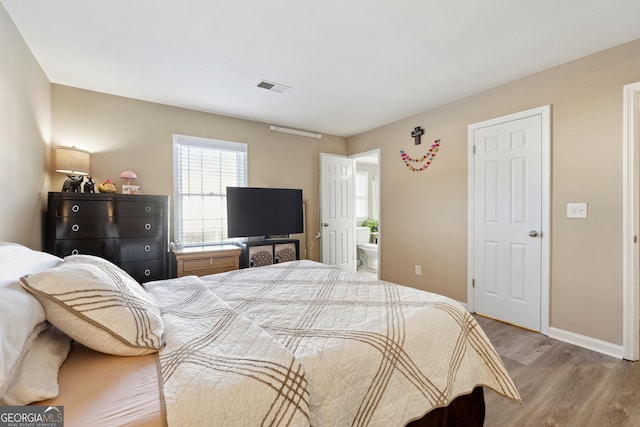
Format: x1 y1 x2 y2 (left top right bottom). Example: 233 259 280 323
173 134 247 246
355 171 368 219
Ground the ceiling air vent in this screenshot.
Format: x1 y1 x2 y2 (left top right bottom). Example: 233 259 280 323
257 80 291 93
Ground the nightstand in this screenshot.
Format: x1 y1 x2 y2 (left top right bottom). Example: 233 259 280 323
172 245 241 277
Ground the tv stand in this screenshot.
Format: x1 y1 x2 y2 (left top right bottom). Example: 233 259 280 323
237 238 299 268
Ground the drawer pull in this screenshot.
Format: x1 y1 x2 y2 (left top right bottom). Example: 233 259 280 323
209 258 213 265
72 224 80 232
145 206 152 213
144 269 151 277
145 245 151 252
72 204 80 213
145 223 151 230
71 249 79 255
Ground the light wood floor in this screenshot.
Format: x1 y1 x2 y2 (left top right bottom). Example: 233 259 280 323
475 315 640 427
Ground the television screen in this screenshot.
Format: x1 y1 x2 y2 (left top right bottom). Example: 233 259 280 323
226 187 303 238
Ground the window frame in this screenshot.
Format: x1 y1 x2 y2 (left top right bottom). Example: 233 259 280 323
172 134 247 247
355 170 369 220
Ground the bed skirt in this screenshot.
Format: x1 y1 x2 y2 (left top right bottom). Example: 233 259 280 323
407 386 485 427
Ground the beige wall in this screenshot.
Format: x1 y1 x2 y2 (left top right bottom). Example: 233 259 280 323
50 85 347 261
0 5 51 249
348 38 640 345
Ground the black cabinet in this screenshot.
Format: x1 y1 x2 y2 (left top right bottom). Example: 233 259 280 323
237 238 299 268
46 192 169 283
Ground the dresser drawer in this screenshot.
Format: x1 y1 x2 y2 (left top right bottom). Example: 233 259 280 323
173 245 241 278
118 216 164 237
118 200 165 216
53 239 117 260
55 217 117 239
182 255 237 274
55 200 113 217
119 237 164 262
120 259 165 283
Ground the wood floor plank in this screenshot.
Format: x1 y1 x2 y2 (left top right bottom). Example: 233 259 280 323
475 315 640 426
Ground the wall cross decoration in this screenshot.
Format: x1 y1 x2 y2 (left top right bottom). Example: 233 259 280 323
411 126 424 145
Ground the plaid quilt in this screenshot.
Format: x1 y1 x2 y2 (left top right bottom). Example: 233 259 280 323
200 260 520 426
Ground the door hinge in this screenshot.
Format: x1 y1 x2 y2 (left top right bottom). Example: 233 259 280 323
472 145 476 155
472 278 475 288
635 235 638 244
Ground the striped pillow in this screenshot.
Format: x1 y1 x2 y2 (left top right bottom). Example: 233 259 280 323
21 255 164 356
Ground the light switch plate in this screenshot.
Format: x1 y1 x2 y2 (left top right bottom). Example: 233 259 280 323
567 203 588 219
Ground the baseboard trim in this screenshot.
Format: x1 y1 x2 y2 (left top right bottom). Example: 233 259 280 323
464 308 623 359
548 327 624 359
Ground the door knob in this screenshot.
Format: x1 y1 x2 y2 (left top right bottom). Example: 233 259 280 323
322 223 329 227
528 230 539 238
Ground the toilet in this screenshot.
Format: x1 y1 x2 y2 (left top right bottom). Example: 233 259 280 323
356 226 379 271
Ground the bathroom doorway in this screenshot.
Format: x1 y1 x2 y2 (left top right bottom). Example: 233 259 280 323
352 149 380 279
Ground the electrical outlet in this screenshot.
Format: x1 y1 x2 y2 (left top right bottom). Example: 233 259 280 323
415 265 421 276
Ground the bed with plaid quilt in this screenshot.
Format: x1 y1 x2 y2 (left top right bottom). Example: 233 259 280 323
146 260 519 426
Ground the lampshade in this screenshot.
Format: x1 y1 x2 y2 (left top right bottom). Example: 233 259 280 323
119 170 138 185
55 146 91 175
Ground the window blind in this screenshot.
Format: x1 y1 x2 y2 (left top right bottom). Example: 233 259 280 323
173 135 247 246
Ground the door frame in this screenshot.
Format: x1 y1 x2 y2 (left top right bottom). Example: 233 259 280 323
351 149 381 278
622 82 640 361
467 105 551 335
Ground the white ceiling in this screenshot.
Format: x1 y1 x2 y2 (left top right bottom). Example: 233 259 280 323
3 1 640 137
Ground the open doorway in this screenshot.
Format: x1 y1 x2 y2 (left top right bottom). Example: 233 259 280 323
352 149 380 279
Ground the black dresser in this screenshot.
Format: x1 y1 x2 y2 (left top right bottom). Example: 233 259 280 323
46 192 170 283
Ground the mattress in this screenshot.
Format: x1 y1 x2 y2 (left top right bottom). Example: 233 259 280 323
36 343 164 427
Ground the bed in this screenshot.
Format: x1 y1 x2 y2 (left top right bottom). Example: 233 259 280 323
0 242 520 426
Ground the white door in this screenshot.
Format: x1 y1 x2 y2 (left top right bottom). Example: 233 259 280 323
320 153 355 272
469 106 550 332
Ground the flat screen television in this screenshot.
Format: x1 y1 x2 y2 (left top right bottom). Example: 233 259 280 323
226 187 303 238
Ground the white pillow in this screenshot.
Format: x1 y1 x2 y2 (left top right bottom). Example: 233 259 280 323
21 255 164 356
0 244 61 397
0 242 62 280
0 280 47 397
0 325 71 405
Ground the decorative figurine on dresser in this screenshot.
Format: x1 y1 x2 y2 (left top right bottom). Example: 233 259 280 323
61 175 84 193
45 192 170 283
83 176 95 193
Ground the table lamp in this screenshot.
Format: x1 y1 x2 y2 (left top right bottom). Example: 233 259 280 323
55 146 90 192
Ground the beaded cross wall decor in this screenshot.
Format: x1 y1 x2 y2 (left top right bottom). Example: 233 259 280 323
400 139 441 172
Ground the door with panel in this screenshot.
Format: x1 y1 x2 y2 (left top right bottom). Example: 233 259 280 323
470 107 549 331
319 153 355 272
